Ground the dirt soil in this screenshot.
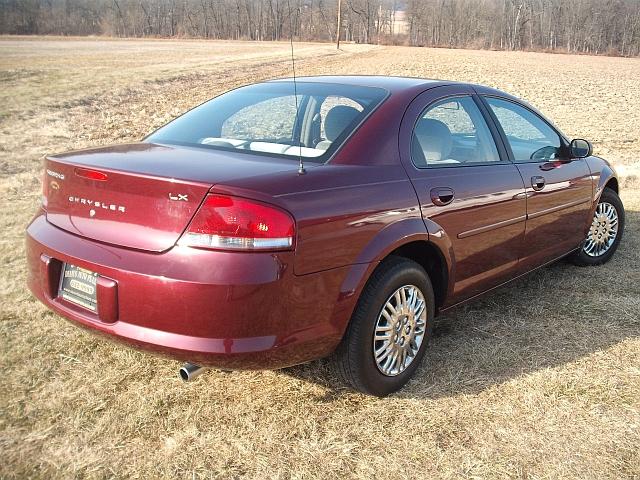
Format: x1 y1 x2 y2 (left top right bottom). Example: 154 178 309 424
1 37 639 479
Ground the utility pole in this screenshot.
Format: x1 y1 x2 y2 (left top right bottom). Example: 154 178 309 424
336 0 342 49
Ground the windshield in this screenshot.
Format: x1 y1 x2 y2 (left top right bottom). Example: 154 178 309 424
146 81 387 161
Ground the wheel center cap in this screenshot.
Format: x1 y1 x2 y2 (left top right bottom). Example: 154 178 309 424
591 215 611 244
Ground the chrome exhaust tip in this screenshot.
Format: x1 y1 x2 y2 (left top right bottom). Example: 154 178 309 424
179 362 205 382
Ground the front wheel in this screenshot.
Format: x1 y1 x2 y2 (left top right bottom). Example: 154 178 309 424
570 187 625 266
333 257 435 396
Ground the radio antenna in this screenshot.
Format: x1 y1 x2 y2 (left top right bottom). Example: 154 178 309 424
286 0 305 175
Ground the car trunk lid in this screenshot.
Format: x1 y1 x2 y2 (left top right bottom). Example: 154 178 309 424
43 142 299 252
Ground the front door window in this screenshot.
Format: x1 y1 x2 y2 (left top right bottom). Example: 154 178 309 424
484 97 562 162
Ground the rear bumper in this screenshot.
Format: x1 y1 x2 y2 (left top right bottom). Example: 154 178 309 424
26 211 362 369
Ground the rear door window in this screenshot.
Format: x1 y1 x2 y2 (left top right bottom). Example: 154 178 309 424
411 96 500 168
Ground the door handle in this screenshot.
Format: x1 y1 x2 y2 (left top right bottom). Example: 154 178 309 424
430 187 455 206
531 176 546 191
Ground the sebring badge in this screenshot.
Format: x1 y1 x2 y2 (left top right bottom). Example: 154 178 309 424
46 169 65 180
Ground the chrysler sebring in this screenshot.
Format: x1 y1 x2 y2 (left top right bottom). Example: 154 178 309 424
26 77 624 396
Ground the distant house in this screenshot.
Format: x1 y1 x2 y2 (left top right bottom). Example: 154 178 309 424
392 10 409 36
376 7 409 38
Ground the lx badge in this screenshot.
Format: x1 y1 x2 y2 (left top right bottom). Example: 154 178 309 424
169 193 189 201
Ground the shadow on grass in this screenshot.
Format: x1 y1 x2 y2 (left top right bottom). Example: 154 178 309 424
282 208 639 400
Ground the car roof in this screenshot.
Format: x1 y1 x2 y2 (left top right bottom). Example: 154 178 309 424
268 76 527 103
269 75 457 93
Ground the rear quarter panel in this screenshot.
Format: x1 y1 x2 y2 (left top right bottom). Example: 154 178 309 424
285 166 424 275
212 164 425 275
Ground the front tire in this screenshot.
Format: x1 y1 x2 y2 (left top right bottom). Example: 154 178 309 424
570 187 625 266
333 257 435 396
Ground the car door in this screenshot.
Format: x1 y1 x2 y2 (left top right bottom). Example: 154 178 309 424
479 95 593 271
400 85 527 305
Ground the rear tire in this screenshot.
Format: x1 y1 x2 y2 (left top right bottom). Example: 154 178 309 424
333 257 435 396
570 187 625 266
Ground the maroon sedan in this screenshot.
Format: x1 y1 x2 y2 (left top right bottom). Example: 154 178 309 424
26 76 624 396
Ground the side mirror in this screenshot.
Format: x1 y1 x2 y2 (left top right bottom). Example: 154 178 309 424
570 138 592 158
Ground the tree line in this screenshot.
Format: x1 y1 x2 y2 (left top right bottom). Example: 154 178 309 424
1 0 640 56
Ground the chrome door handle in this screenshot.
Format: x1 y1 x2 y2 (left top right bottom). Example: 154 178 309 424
531 176 546 191
430 187 455 206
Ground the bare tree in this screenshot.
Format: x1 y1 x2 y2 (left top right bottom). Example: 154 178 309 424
1 0 639 56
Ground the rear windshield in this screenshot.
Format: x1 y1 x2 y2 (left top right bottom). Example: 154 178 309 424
146 82 387 162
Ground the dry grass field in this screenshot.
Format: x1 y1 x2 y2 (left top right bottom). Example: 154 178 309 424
1 37 639 479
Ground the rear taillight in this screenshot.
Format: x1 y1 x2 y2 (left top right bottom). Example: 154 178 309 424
179 194 295 251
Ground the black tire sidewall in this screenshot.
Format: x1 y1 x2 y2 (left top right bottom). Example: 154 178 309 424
347 258 435 396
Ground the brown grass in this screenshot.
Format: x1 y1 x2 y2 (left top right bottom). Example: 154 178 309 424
1 37 639 479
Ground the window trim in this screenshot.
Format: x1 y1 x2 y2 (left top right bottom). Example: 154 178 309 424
409 94 509 169
478 94 570 164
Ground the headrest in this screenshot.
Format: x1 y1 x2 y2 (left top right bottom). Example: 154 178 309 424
324 105 361 141
413 118 453 162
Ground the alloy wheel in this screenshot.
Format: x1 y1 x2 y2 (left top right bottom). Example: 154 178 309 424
373 285 427 376
583 201 619 257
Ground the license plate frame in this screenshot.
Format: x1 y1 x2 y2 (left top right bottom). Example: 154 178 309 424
58 263 99 312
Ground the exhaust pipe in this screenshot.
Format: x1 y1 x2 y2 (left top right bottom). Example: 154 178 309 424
179 362 205 382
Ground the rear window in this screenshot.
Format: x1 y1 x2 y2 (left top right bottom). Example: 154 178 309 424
146 82 387 162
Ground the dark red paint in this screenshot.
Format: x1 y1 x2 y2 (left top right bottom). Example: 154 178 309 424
26 77 619 369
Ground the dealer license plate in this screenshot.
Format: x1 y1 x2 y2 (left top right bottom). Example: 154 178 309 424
59 263 98 312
